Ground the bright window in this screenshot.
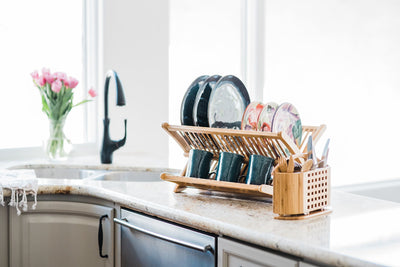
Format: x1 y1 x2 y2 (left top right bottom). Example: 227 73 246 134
0 0 87 149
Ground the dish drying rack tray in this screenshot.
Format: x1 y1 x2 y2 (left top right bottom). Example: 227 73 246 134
161 123 326 185
161 122 326 163
160 123 330 220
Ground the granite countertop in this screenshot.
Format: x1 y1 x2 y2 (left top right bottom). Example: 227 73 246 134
3 162 400 267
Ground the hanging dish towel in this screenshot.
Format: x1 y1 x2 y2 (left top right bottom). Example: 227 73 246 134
0 170 38 215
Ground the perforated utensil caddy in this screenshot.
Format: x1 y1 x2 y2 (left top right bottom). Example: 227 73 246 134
160 122 331 220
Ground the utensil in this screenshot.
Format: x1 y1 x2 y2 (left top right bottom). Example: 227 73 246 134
319 138 330 168
287 155 294 173
307 135 318 169
301 159 313 172
278 157 287 173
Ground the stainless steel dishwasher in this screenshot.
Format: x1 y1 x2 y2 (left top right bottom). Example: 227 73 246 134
114 208 216 267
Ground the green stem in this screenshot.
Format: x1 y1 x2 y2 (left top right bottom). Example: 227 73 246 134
47 118 68 159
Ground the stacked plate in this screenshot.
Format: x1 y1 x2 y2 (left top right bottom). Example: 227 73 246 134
180 75 250 129
241 101 303 147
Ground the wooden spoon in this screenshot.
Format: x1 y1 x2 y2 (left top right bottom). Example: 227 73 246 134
287 155 294 173
279 157 287 173
301 159 313 172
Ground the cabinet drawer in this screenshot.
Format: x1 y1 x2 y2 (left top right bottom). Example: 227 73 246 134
218 237 298 267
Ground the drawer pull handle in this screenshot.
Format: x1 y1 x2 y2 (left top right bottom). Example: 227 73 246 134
98 215 109 258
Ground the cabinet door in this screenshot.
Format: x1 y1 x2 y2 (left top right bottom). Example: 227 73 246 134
0 205 8 267
299 262 319 267
218 237 299 267
10 201 114 267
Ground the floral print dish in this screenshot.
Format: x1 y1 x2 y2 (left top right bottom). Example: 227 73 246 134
271 102 302 147
241 102 264 131
257 102 278 132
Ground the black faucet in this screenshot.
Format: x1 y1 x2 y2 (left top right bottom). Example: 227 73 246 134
101 70 127 164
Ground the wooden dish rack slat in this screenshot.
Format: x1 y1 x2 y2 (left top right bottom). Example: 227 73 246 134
161 123 330 220
162 123 326 162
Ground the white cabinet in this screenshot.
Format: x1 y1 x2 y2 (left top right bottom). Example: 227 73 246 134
9 201 114 267
299 262 319 267
218 237 299 267
0 205 8 267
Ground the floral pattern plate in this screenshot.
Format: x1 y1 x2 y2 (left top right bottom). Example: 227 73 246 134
180 75 209 126
271 102 302 147
241 102 264 131
257 102 278 132
208 75 250 129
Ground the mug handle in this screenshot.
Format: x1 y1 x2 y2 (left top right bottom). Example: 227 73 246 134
238 174 247 183
208 171 216 179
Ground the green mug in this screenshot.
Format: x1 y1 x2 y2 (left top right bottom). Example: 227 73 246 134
245 154 274 185
185 149 213 178
215 152 244 182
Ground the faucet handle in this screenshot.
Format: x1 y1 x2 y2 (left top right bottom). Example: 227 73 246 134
116 119 127 148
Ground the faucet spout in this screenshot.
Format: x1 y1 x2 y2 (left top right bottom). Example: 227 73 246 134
101 70 127 164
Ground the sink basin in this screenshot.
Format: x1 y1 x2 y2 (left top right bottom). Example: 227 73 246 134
8 165 107 179
91 171 163 182
8 165 180 182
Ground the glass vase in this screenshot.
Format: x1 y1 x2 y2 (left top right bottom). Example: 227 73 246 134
44 118 72 161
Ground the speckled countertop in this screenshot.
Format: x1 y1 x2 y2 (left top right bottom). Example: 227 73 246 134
3 160 400 267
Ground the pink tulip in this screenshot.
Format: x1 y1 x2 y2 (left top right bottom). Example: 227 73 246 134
42 68 50 76
54 72 67 82
35 75 46 87
31 70 39 80
63 79 69 87
68 77 79 89
88 88 97 97
51 79 62 93
43 72 55 84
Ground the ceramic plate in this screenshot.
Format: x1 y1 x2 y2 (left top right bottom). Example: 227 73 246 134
208 75 250 129
257 102 278 132
193 75 222 127
271 102 302 146
180 75 209 126
241 102 264 131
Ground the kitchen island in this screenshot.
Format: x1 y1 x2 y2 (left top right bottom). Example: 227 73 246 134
2 162 400 267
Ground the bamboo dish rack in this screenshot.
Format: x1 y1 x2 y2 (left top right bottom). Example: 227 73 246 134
160 122 331 220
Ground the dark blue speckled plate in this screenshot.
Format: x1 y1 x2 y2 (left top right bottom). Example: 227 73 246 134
192 75 222 127
208 75 250 129
180 75 209 126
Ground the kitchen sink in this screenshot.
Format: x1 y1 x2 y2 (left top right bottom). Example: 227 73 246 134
8 165 107 179
90 171 165 182
8 165 179 182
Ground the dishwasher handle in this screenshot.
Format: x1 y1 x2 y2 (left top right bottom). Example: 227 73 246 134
114 218 213 253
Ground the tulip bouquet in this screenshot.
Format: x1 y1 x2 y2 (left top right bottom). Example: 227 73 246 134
31 68 97 160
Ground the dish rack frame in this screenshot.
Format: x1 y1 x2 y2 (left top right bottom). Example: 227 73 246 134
160 122 331 220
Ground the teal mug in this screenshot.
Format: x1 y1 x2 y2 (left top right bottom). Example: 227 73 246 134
245 154 274 185
214 152 244 182
185 149 213 178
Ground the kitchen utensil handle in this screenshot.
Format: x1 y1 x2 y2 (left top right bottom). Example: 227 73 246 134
113 218 213 253
98 215 109 258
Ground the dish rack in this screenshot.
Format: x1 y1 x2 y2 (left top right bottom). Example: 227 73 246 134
160 122 331 220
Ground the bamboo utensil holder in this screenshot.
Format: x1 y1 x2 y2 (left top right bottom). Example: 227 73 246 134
161 123 331 220
273 167 331 220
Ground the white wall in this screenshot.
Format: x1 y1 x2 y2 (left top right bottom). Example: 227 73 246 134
264 0 400 185
101 0 169 165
